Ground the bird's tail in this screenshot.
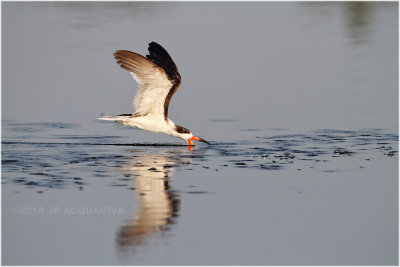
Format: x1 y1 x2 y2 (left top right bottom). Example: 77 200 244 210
97 113 131 121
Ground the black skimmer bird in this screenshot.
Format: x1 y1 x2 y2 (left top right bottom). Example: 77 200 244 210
99 42 210 147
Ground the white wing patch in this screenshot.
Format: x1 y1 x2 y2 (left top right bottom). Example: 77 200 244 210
114 50 173 118
130 72 172 117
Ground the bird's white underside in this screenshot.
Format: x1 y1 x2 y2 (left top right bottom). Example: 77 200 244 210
98 113 193 141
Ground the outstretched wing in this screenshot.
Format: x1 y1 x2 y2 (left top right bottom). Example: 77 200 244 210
114 42 181 120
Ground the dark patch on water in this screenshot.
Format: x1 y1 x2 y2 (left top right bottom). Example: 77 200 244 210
259 164 283 170
334 149 354 156
214 129 398 171
241 128 263 132
186 191 214 194
2 159 19 164
110 183 129 187
30 171 49 176
1 122 398 191
148 167 161 172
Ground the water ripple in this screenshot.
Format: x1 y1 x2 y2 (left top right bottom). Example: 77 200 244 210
1 122 398 191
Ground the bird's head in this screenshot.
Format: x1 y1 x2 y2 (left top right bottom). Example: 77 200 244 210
174 125 210 146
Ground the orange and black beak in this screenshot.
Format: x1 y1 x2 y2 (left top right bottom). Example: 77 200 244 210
188 136 210 146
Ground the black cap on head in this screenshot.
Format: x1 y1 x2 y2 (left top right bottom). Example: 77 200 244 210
175 125 191 134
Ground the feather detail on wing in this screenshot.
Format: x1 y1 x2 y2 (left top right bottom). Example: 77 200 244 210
114 50 172 117
114 42 181 120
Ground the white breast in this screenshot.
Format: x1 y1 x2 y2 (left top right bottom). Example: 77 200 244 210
124 115 175 135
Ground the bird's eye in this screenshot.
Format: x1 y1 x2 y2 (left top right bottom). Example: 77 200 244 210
176 125 191 134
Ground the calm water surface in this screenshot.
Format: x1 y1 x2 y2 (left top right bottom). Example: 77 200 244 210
2 2 398 265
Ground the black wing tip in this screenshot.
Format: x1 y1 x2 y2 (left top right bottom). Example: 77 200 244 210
148 41 167 53
148 41 161 49
146 42 173 62
145 41 181 86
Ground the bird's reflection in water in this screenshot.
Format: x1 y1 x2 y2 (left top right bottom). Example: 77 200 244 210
116 150 184 254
